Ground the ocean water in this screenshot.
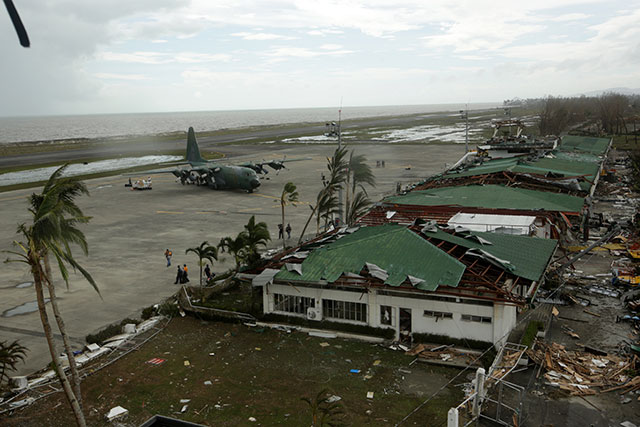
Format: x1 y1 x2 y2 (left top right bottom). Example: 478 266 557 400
0 103 499 144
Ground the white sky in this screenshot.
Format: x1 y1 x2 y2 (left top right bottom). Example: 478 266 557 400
1 0 639 116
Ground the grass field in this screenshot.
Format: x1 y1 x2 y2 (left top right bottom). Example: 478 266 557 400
2 316 465 426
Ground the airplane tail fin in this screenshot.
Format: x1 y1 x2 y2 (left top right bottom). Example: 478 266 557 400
186 127 206 163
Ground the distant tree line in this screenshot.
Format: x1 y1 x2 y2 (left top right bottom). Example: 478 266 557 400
507 93 640 137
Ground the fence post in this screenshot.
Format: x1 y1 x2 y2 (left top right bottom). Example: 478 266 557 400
472 367 486 417
447 407 459 427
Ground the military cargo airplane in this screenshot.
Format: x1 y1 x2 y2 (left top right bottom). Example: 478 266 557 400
128 127 303 192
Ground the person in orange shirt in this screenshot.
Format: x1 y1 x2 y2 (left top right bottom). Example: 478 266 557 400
164 249 172 267
182 264 189 283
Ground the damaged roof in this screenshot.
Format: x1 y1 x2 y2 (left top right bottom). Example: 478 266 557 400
422 227 558 282
275 224 466 291
558 135 611 155
434 154 599 192
384 184 585 213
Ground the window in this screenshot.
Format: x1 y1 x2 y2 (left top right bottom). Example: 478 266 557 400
461 314 492 324
273 293 314 314
323 299 367 322
380 305 394 326
423 310 453 320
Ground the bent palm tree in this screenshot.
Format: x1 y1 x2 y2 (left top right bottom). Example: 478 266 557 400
298 147 348 243
4 165 98 427
186 241 218 288
279 182 298 248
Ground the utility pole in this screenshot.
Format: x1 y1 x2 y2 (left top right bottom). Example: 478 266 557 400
337 107 343 225
460 105 469 153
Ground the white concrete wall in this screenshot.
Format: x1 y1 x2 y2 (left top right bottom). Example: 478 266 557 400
264 284 517 345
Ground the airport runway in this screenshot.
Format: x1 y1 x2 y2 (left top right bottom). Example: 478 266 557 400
0 143 464 375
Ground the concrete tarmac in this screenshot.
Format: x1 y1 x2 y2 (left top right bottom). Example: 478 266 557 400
0 143 464 375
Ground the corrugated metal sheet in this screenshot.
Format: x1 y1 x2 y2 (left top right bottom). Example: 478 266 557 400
424 228 558 282
275 224 466 291
385 185 585 212
559 135 611 155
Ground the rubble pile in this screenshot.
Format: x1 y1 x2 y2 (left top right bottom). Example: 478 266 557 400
406 343 482 367
527 342 640 396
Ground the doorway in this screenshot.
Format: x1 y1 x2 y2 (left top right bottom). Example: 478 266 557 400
399 308 412 344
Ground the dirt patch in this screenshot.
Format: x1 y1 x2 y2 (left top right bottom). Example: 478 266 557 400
400 368 454 397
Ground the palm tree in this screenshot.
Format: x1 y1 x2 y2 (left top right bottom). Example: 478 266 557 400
345 190 373 226
298 147 349 243
301 389 346 426
0 340 28 388
279 182 299 248
4 165 97 427
240 215 270 267
185 241 218 288
217 235 247 271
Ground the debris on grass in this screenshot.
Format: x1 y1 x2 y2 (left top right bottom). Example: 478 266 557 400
146 358 166 366
106 406 128 421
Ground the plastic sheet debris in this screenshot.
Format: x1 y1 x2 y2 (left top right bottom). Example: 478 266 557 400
184 360 190 366
350 369 361 374
204 380 212 385
146 358 166 366
367 391 374 399
248 417 257 422
326 395 342 403
106 406 128 421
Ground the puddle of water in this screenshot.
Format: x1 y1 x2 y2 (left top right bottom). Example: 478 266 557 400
2 299 50 317
16 281 34 289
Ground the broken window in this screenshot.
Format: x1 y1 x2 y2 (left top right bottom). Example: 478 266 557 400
380 305 394 326
322 299 367 322
273 293 315 314
460 314 492 324
423 310 453 320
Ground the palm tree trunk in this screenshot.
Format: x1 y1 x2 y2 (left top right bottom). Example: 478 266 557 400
33 262 86 427
281 202 286 249
298 204 318 245
43 255 83 412
199 257 203 289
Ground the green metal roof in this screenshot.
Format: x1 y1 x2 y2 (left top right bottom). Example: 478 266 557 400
386 185 585 212
423 228 558 282
558 135 611 155
275 224 466 291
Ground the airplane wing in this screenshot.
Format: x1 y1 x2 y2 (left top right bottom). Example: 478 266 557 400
237 157 311 174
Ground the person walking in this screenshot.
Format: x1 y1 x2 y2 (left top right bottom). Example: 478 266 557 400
278 223 284 239
164 249 172 267
285 223 292 239
174 265 183 284
204 264 212 282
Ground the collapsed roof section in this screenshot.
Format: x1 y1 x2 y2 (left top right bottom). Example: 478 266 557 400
262 223 558 305
384 185 585 213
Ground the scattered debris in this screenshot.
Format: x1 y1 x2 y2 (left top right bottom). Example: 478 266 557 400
367 391 374 399
146 358 166 366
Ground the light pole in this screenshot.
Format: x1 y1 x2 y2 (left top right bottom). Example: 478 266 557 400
324 109 343 225
460 105 469 153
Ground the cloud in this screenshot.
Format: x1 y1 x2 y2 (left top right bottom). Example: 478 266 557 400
98 51 232 64
94 73 149 80
263 46 354 60
231 32 295 40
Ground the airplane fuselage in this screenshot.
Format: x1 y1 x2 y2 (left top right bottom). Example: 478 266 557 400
173 163 261 192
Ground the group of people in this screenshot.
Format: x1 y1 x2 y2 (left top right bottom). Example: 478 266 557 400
165 248 214 285
278 223 292 239
174 263 189 284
